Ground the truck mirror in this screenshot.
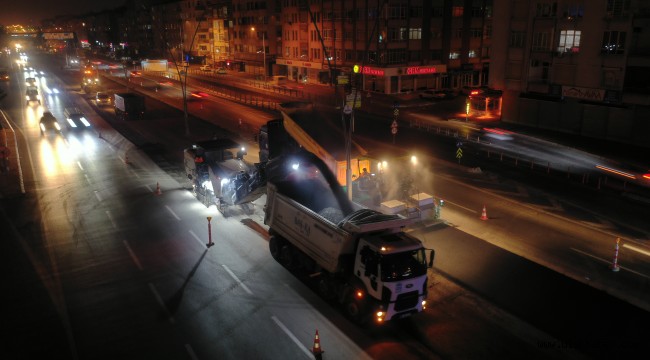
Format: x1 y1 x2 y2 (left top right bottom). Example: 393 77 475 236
428 249 435 268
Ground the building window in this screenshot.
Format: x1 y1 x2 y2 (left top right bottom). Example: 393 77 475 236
409 50 421 61
510 31 526 48
601 31 626 54
564 4 584 19
536 2 557 17
532 32 550 51
558 30 581 53
410 6 423 18
606 0 630 17
388 5 407 19
469 49 478 58
452 6 464 17
471 28 483 38
409 28 422 40
387 49 406 64
449 51 460 60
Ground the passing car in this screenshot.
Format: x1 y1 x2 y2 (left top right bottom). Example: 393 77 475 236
64 107 92 131
39 112 61 136
25 77 37 86
26 87 41 105
215 67 227 74
199 65 213 71
130 70 141 77
96 91 111 106
189 91 209 101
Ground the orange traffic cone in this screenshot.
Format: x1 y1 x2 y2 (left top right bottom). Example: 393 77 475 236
154 182 162 196
480 205 488 220
312 330 324 359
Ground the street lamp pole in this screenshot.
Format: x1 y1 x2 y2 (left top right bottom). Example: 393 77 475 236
262 31 266 82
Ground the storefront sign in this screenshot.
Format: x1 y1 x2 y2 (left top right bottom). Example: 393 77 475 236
406 66 437 75
276 59 322 69
562 86 605 101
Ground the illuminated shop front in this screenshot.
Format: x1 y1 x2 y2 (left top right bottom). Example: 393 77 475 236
353 64 447 94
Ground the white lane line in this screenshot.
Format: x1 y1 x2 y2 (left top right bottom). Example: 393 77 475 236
77 161 84 171
444 199 476 213
94 190 102 202
570 247 650 280
148 283 175 324
271 316 313 359
123 240 143 270
189 230 206 248
84 173 91 185
623 243 650 257
165 205 181 221
185 344 198 360
221 264 253 295
145 184 153 192
106 210 117 229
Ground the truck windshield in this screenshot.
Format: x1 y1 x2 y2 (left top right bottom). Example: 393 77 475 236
380 249 427 281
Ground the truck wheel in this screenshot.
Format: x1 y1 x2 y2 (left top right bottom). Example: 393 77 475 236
317 278 335 300
345 298 363 323
280 244 297 270
269 236 281 261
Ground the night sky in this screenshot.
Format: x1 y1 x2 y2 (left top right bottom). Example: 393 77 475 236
1 0 125 26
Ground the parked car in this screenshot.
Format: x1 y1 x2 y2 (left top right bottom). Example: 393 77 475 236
215 67 227 74
39 112 61 136
95 92 111 106
199 65 213 71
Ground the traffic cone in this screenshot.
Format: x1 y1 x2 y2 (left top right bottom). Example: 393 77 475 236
480 205 488 220
154 182 162 196
312 330 324 359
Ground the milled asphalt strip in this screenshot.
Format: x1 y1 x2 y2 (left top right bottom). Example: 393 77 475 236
270 316 313 359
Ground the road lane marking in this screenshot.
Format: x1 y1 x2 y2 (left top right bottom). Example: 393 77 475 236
443 199 476 213
189 230 206 248
123 240 143 270
185 344 198 360
570 247 650 280
106 210 117 229
148 283 175 324
94 190 102 202
77 161 84 171
624 243 650 257
84 174 91 185
271 316 313 359
222 264 253 295
145 184 153 192
165 205 181 221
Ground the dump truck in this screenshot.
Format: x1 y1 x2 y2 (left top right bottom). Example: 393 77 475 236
184 139 266 214
262 119 434 324
114 93 145 120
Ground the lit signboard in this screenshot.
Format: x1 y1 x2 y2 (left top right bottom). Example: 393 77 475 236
43 32 75 40
353 65 385 76
406 66 437 75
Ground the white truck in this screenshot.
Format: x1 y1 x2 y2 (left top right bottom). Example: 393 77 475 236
262 120 434 324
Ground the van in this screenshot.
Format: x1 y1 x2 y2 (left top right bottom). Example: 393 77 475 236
271 75 287 86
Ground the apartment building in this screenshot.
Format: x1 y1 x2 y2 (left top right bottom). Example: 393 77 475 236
491 0 650 146
265 0 492 94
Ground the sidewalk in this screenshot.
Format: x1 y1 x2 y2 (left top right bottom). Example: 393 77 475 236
0 110 24 199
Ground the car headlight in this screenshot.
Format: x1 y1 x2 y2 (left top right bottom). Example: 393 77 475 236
54 123 61 131
80 117 90 127
67 118 77 127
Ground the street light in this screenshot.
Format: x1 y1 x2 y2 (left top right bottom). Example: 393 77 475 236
251 27 266 82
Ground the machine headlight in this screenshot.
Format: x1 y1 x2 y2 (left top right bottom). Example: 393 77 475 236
67 118 77 127
202 180 213 191
220 178 230 186
54 123 61 131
